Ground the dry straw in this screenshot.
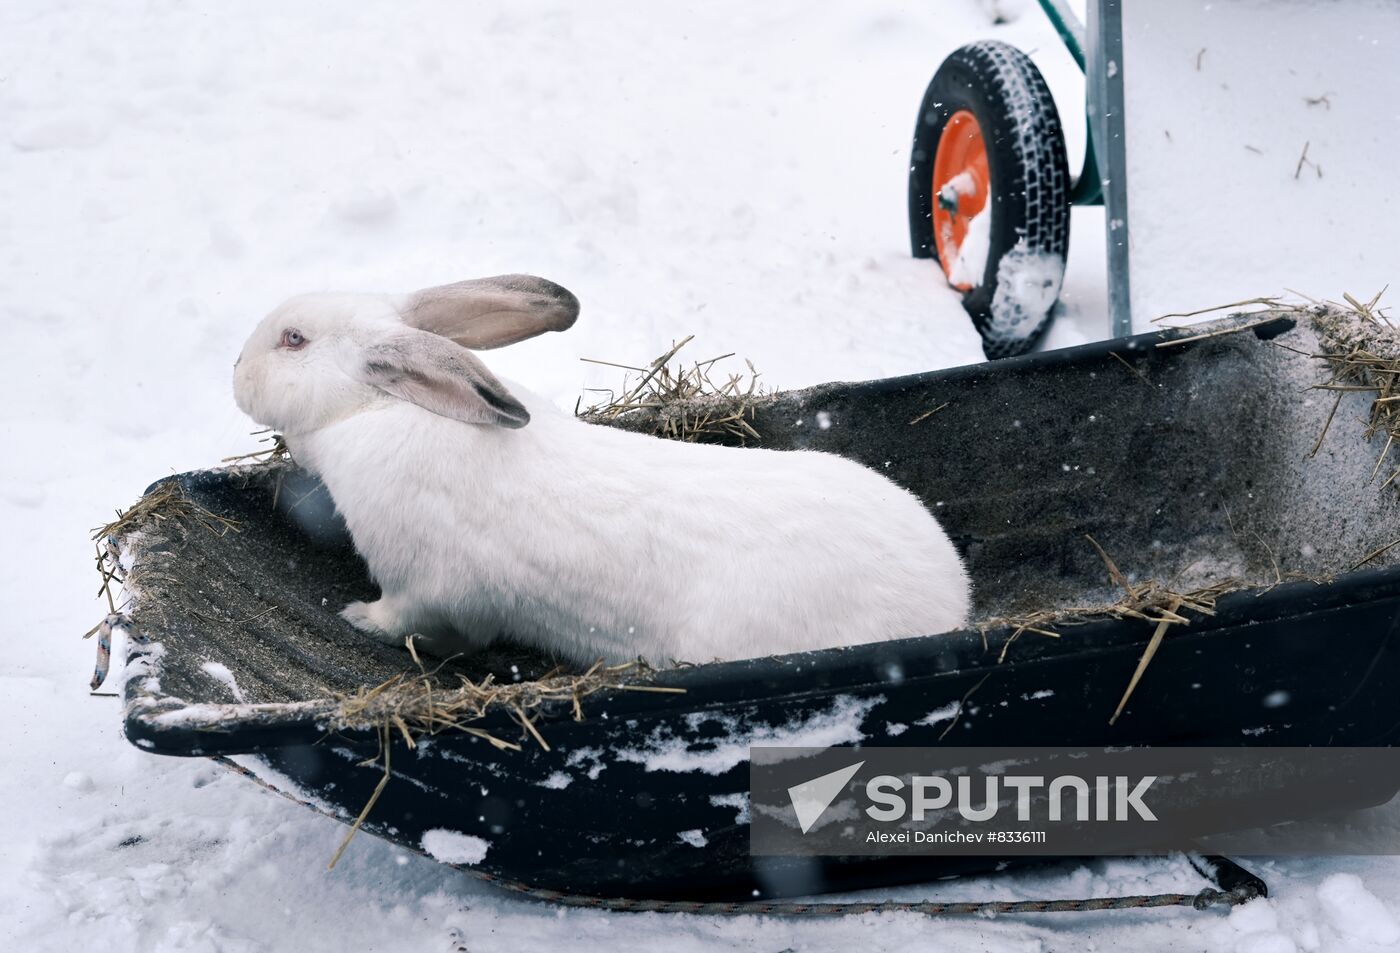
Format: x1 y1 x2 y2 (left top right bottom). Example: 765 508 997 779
980 536 1247 658
331 651 684 753
322 652 685 867
977 534 1253 723
220 428 290 465
1303 290 1399 482
87 480 241 625
576 335 766 443
92 480 240 543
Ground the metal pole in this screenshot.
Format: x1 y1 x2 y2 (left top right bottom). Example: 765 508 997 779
1087 0 1133 337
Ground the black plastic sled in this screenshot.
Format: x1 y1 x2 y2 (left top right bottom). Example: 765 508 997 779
110 309 1400 901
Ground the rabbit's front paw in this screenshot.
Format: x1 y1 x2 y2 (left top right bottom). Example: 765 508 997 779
340 599 409 647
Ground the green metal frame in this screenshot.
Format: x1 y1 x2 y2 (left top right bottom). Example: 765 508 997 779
1038 0 1104 206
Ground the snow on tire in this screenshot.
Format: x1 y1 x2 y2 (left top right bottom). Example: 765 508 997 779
908 40 1071 360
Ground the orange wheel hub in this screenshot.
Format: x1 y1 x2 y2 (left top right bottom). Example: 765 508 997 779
931 109 990 291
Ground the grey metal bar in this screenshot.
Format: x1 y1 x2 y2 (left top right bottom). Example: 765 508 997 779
1087 0 1133 337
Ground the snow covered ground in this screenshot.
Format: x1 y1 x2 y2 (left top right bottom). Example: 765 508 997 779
1123 0 1400 321
2 0 1397 949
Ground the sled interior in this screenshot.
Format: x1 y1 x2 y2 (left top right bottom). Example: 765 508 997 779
120 310 1400 746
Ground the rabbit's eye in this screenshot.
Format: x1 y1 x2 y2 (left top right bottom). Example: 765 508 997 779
279 328 307 350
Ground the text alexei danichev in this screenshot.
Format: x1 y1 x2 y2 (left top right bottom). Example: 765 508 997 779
867 830 983 844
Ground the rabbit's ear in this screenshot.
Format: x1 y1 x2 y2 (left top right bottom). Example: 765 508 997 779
360 328 530 428
401 274 579 350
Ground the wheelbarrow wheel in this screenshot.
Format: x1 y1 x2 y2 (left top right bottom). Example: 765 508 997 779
909 40 1071 360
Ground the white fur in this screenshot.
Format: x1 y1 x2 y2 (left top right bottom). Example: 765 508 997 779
234 282 972 664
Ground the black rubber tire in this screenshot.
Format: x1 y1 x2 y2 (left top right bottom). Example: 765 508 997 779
908 41 1071 360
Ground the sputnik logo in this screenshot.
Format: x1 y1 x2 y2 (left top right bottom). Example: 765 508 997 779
787 761 864 834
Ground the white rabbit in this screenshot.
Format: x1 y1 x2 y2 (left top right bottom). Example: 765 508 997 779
233 275 971 664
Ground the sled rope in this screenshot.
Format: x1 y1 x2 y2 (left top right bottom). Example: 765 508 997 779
213 756 1262 918
84 536 128 691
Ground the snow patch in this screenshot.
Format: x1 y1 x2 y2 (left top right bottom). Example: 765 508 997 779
225 755 348 820
1228 898 1296 953
564 747 608 780
331 186 397 225
145 699 322 730
537 771 573 790
987 242 1065 339
1316 873 1400 944
614 695 883 775
676 829 707 848
915 701 961 727
199 661 246 703
62 771 95 793
946 206 991 288
942 171 977 198
1233 932 1297 953
11 116 106 151
709 792 750 825
421 829 490 866
113 630 163 695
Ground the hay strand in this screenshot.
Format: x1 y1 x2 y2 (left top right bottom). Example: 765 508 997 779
909 402 950 426
1307 392 1343 459
221 429 290 465
1154 315 1292 349
1108 350 1150 383
1351 538 1400 572
1109 597 1183 726
938 673 991 741
1151 296 1287 325
327 725 391 870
